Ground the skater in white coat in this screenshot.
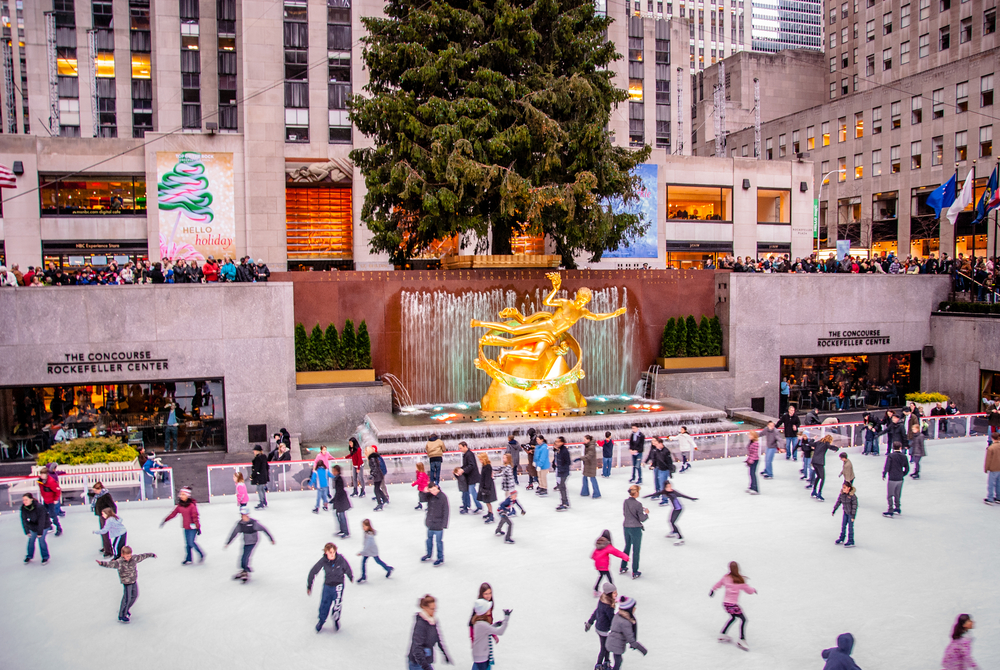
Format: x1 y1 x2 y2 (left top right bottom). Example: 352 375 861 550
710 561 757 651
675 426 696 472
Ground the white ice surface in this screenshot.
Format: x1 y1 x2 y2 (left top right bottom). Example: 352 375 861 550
1 438 997 670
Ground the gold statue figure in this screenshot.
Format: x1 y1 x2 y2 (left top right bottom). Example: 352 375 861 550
471 272 627 413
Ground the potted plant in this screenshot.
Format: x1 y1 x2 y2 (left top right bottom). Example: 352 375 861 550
295 319 376 385
656 315 727 372
904 391 949 416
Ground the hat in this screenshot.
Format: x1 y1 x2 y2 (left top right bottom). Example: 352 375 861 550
239 505 249 515
253 445 263 452
473 599 493 616
180 486 193 495
601 582 617 595
618 596 636 610
256 259 263 264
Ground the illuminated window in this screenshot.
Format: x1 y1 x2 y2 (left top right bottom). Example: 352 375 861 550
807 126 815 150
57 53 78 77
855 112 863 138
666 185 733 221
854 153 863 179
757 189 790 223
131 53 151 79
628 79 644 101
286 186 353 259
838 117 847 142
838 157 847 181
822 121 830 146
96 51 115 78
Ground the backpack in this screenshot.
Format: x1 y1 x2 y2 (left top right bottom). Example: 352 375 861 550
378 455 387 475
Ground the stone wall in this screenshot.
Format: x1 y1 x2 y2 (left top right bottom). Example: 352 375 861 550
292 384 392 446
925 314 1000 411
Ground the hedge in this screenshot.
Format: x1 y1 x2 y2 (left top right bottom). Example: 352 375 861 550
37 437 138 466
294 319 372 372
659 315 722 358
904 392 949 404
937 301 1000 314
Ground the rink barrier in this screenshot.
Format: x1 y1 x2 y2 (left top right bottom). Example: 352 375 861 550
205 413 984 501
0 466 175 514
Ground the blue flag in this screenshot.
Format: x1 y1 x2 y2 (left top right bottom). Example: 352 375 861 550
926 174 957 219
973 166 999 225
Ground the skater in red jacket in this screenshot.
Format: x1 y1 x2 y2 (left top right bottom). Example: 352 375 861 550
591 529 629 593
160 486 204 565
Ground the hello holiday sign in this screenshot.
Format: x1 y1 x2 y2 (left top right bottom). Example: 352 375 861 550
156 151 236 262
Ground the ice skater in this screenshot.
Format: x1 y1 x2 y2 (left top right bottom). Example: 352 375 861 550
349 437 366 497
941 614 977 670
592 529 629 593
831 483 858 547
585 582 617 670
621 485 648 579
522 436 538 490
760 420 780 478
36 470 63 536
368 446 387 511
331 464 352 538
498 454 516 495
93 507 128 559
600 431 615 478
91 482 118 558
407 594 452 670
882 442 909 517
477 452 497 523
96 546 155 622
776 405 801 460
628 425 645 484
838 452 855 486
250 445 269 509
985 437 1000 504
644 438 673 505
470 599 512 670
533 433 550 495
811 435 840 501
310 461 330 513
160 486 204 565
412 462 430 510
644 481 698 545
554 436 572 511
710 561 757 651
606 595 648 668
909 418 926 479
421 483 449 566
675 426 696 472
505 433 521 485
20 493 51 565
495 490 525 544
821 633 861 670
456 442 483 513
234 472 249 510
799 432 815 484
307 542 354 632
225 508 275 582
745 432 761 495
357 518 393 582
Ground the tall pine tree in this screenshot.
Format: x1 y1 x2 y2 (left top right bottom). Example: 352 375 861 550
356 320 373 369
294 323 308 372
309 325 330 372
674 317 687 358
341 319 358 370
709 316 723 356
697 316 712 357
350 0 652 267
660 317 676 358
685 315 699 357
324 324 341 370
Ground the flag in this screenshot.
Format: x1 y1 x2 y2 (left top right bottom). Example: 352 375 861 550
0 164 15 189
926 174 956 218
972 165 999 224
946 172 975 226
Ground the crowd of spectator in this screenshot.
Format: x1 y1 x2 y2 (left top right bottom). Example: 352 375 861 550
0 256 271 287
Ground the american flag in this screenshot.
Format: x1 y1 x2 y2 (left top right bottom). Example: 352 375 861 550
0 164 16 189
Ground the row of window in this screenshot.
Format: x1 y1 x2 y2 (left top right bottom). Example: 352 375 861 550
663 185 791 223
829 6 996 52
830 0 990 27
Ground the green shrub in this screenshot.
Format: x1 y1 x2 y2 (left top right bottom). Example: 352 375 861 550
341 319 358 370
37 437 138 466
294 323 308 372
937 301 1000 314
356 320 373 369
697 316 712 357
308 325 329 372
905 391 949 403
685 315 699 357
660 318 676 358
709 315 723 356
674 316 688 357
324 324 342 370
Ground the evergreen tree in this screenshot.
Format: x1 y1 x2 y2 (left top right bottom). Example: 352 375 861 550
709 316 724 356
697 316 712 357
685 315 699 357
661 317 676 358
324 323 341 370
341 319 358 370
349 0 652 268
309 325 329 372
356 320 373 369
294 323 308 372
674 316 688 358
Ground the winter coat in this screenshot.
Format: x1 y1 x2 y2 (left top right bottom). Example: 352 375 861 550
591 536 629 571
622 497 648 529
250 453 270 485
460 450 481 486
628 431 645 455
840 458 855 482
505 439 521 468
581 440 598 477
98 553 154 584
498 496 524 517
587 599 616 634
309 468 330 490
533 442 551 470
236 482 249 505
471 616 510 663
909 433 926 458
985 443 1000 473
601 438 615 459
883 452 910 481
408 612 450 670
20 501 50 534
368 453 384 483
93 489 117 517
832 490 858 518
800 438 815 459
226 517 273 546
775 412 801 437
760 426 781 450
746 440 760 463
940 636 978 670
712 574 757 605
555 445 572 477
645 488 695 510
94 515 127 540
425 490 450 531
359 531 380 557
882 421 907 448
498 464 515 492
812 440 840 466
37 477 62 504
821 633 862 670
477 463 497 503
606 610 647 655
425 439 445 459
307 552 354 587
646 445 674 471
332 474 351 512
163 499 201 530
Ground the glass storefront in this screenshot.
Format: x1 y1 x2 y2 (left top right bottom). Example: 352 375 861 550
42 240 149 270
39 175 147 215
981 370 1000 411
666 185 733 221
781 352 920 410
1 378 226 459
665 242 732 269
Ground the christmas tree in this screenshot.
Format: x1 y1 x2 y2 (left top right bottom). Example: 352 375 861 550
158 152 213 260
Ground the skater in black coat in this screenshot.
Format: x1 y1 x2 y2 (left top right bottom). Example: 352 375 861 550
831 483 858 547
224 510 275 581
21 494 52 564
585 582 618 670
250 445 270 509
476 452 498 523
408 594 452 669
331 465 352 538
456 442 482 513
811 435 840 501
368 448 387 511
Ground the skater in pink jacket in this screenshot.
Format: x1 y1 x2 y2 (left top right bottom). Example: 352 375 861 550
591 529 629 593
710 561 757 651
941 614 978 670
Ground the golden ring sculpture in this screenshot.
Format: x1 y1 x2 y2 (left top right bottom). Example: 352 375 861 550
470 272 627 413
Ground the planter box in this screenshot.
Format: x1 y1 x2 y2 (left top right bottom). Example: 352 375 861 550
440 254 561 270
656 356 727 372
296 370 376 385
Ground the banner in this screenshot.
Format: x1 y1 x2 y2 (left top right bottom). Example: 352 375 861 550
604 163 658 258
812 198 819 237
157 151 235 262
836 239 851 262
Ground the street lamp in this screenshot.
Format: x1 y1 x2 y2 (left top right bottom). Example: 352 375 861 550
816 169 847 255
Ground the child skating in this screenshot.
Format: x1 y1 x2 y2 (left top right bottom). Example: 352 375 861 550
495 490 525 544
831 483 858 547
710 561 757 651
310 461 330 513
591 530 629 594
356 518 393 582
234 472 249 510
412 462 429 510
96 546 156 622
93 508 128 559
643 481 698 545
160 487 204 565
225 508 275 582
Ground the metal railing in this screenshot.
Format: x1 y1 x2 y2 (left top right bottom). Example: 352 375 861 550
0 466 175 513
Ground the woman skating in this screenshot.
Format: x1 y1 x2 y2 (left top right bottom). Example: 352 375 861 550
408 594 452 670
160 486 204 565
94 508 128 558
498 454 516 495
331 464 352 538
606 596 648 669
592 530 629 593
585 582 617 670
710 561 757 651
578 434 601 498
348 437 366 497
812 435 840 501
471 598 512 670
643 481 698 545
941 614 978 670
91 482 118 557
356 518 393 582
746 432 761 495
412 462 430 510
477 453 498 523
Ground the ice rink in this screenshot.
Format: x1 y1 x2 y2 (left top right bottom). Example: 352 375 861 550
1 437 996 670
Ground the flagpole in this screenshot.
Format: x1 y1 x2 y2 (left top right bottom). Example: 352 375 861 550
971 159 978 261
952 162 959 270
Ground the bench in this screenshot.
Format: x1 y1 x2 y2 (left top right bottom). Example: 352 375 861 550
8 461 144 506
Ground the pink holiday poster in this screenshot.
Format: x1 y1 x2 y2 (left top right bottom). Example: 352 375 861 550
156 151 235 262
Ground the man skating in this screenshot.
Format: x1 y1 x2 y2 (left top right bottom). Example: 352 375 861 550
882 442 910 517
250 445 270 509
421 483 449 566
775 406 801 460
628 425 645 483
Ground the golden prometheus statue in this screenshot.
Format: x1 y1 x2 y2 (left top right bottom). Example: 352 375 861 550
471 272 627 413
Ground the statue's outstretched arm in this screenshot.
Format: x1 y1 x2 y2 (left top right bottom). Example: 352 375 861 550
543 272 563 308
583 307 628 321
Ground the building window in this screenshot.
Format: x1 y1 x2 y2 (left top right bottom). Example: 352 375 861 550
807 125 815 150
983 75 994 107
883 48 892 71
940 0 950 10
853 23 858 39
742 145 749 157
982 126 994 157
854 112 863 138
821 160 830 180
655 78 669 104
765 137 773 159
987 8 997 35
629 101 644 148
911 96 922 124
883 12 892 34
955 82 969 113
871 107 882 135
792 130 800 154
838 157 847 181
872 149 882 176
655 114 670 150
830 32 836 49
838 117 847 142
218 0 238 130
286 186 353 261
830 7 837 24
842 1 849 18
854 154 863 179
180 15 201 130
955 131 968 161
911 141 922 169
919 0 930 20
939 26 950 51
778 133 787 157
901 3 910 27
830 57 837 73
900 41 910 64
866 19 875 41
960 17 972 43
931 136 943 165
918 33 929 58
39 175 147 215
285 0 309 142
822 121 830 146
842 52 849 69
891 101 901 129
842 79 849 96
328 0 352 144
842 26 848 43
853 75 859 92
866 54 875 76
666 185 733 221
891 145 901 173
830 82 837 99
932 88 944 119
757 189 790 224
